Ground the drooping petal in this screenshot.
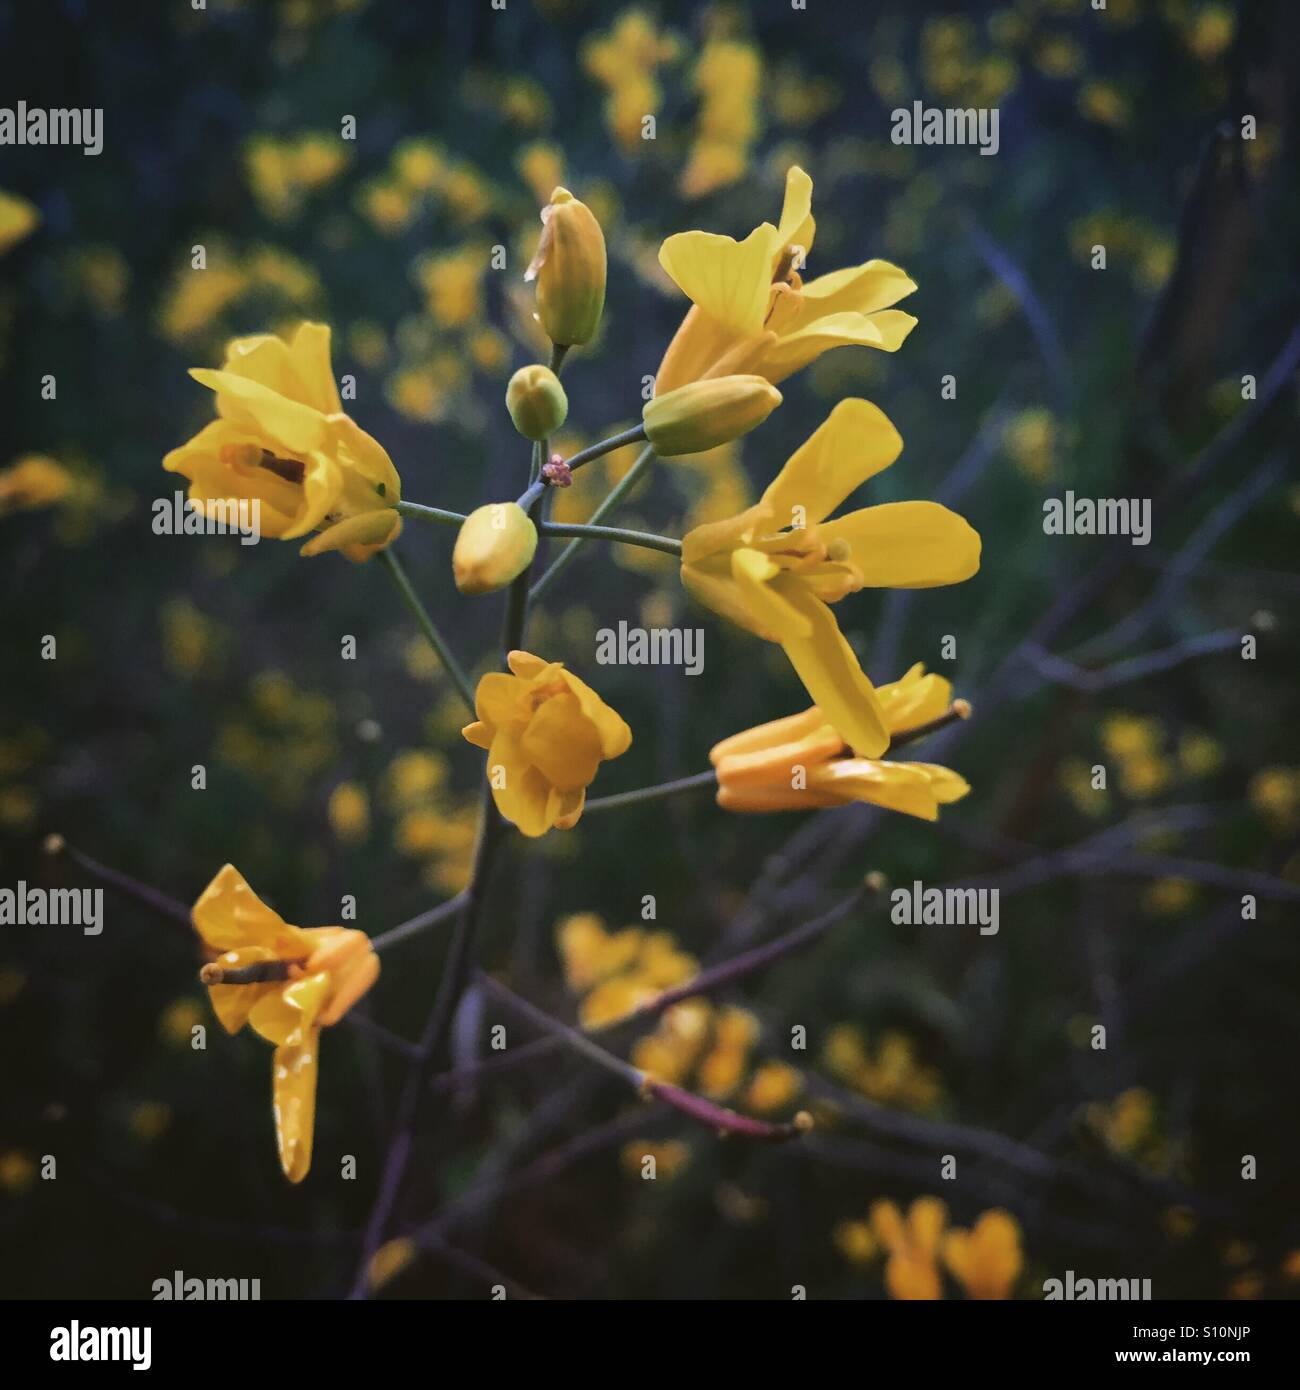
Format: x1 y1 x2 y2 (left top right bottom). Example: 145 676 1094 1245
272 1028 320 1184
658 224 779 337
759 399 903 528
767 579 890 758
555 668 633 760
878 665 953 734
487 727 553 837
818 501 981 589
298 507 400 559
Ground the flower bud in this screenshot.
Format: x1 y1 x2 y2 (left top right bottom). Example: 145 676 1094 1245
642 375 782 456
453 503 539 594
525 187 606 347
506 364 569 441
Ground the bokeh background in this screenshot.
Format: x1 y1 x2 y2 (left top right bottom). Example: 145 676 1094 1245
2 0 1298 1300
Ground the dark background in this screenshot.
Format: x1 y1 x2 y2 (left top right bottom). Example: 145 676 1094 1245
1 0 1297 1299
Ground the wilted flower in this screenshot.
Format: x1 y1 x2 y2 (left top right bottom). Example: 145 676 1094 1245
192 864 379 1182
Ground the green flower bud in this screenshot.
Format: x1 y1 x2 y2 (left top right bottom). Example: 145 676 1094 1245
642 376 783 456
506 364 569 441
525 187 606 347
453 502 538 595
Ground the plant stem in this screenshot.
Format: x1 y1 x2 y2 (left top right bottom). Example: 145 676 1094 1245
583 768 717 814
396 500 466 527
369 891 468 953
888 700 972 750
538 521 680 557
379 547 476 713
529 443 657 602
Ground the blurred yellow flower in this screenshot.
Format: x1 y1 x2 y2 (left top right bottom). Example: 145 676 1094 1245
680 39 762 199
192 863 380 1182
0 454 73 515
328 781 370 843
164 323 402 561
0 189 39 254
462 650 632 836
943 1209 1023 1299
681 400 980 758
1003 408 1056 484
871 1196 948 1300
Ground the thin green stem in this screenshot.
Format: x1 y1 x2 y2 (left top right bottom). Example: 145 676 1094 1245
538 522 680 557
396 500 466 527
379 547 476 713
529 443 658 602
583 768 717 814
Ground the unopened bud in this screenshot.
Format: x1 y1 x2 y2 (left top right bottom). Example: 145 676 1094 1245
506 364 568 441
642 376 782 456
525 188 606 347
452 503 538 595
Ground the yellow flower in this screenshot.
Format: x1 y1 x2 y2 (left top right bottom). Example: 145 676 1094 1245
328 781 370 843
710 663 970 820
0 454 73 515
164 323 401 561
462 650 631 836
525 187 607 347
681 399 980 757
871 1196 948 1300
943 1209 1023 1299
192 864 379 1182
0 189 39 255
656 166 917 391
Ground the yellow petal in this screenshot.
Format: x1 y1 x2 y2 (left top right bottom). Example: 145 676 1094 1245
658 224 778 337
188 368 327 458
681 559 772 639
878 665 953 733
768 580 890 758
273 1029 320 1183
913 763 971 805
461 719 493 750
522 693 604 789
760 399 903 528
656 304 748 395
709 706 829 765
299 507 400 559
287 322 343 415
487 728 553 837
798 260 917 318
247 969 330 1046
775 166 816 262
506 650 550 679
715 726 843 788
555 668 633 760
762 309 918 382
810 758 941 820
818 501 981 589
191 864 313 956
731 547 814 642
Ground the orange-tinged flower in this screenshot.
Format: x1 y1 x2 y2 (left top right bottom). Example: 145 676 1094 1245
682 399 980 758
943 1209 1023 1299
656 165 917 391
192 864 379 1182
871 1196 948 1300
710 664 970 820
163 322 401 562
462 651 631 836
